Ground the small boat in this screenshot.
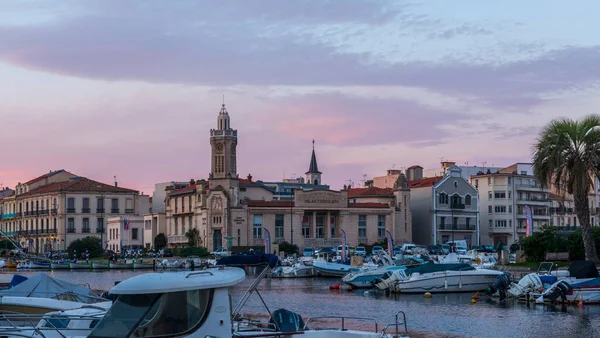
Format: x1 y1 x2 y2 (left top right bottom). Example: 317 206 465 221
109 261 133 269
51 261 70 270
92 261 110 269
30 261 51 270
133 261 155 269
7 260 18 269
69 261 92 269
16 261 31 269
272 262 314 278
313 259 359 277
0 259 6 268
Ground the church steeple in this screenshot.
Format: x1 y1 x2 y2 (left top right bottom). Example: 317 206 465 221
305 140 322 185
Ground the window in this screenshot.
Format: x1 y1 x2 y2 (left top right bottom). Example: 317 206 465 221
53 218 57 233
253 215 263 239
88 289 213 338
189 216 193 230
67 198 75 213
145 220 152 230
495 206 507 213
451 194 462 205
97 218 104 233
487 177 491 185
275 215 284 239
494 192 506 199
509 220 512 227
132 228 138 240
520 171 527 175
495 220 508 227
465 195 472 205
466 218 471 229
358 215 367 238
440 216 446 228
175 198 178 212
315 216 324 238
82 198 90 212
97 198 104 212
83 218 90 232
302 216 310 238
488 205 492 213
68 218 75 233
488 192 492 199
508 191 512 199
174 218 178 235
488 220 493 227
111 199 119 213
475 179 479 188
377 215 386 237
508 177 512 184
181 217 186 234
438 193 448 204
508 205 512 213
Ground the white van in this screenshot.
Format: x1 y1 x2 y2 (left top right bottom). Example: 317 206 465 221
401 243 416 254
447 240 467 249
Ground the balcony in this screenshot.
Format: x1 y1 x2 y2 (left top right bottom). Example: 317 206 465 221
210 129 237 137
96 227 105 233
516 197 549 205
125 208 134 214
82 208 91 213
67 208 76 213
96 208 105 214
450 203 465 210
51 209 58 215
515 184 546 191
111 209 119 214
438 223 476 231
39 209 49 215
16 212 22 217
82 228 91 233
67 228 75 233
167 235 187 243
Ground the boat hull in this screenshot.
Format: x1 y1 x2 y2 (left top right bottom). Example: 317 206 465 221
133 262 155 269
109 262 133 269
92 262 110 269
342 266 407 288
390 270 503 293
69 262 91 269
50 263 70 270
313 261 358 277
29 263 51 270
272 266 314 278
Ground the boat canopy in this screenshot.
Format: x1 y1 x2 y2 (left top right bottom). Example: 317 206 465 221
0 273 105 304
217 254 279 268
110 267 246 295
568 260 599 279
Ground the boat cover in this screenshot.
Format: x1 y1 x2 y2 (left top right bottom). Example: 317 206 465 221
0 273 105 303
9 275 28 288
217 254 279 268
570 277 600 288
539 275 558 285
568 260 600 279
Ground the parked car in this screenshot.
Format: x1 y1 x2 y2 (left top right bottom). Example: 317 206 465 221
401 243 416 254
315 246 336 256
392 246 403 256
336 245 352 256
302 247 315 256
428 245 444 255
354 246 367 256
210 248 230 256
441 244 450 254
371 245 384 255
456 246 467 255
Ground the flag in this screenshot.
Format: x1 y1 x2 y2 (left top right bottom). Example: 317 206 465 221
123 218 129 231
340 230 347 262
386 231 394 257
525 205 533 237
263 228 271 254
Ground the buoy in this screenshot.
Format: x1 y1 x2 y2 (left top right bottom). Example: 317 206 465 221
472 292 480 300
364 291 369 296
471 297 477 304
424 292 432 298
329 283 340 290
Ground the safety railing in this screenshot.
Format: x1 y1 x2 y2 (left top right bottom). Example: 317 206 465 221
303 315 378 332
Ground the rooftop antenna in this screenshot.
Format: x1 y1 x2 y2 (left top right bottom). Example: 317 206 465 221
312 139 315 150
391 164 396 170
292 173 296 179
482 161 487 172
362 174 367 185
222 94 225 106
346 179 354 188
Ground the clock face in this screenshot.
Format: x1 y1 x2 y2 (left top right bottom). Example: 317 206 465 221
216 143 223 151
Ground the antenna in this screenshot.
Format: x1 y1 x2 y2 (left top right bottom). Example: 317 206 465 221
222 94 225 105
346 179 353 188
361 174 367 185
292 173 296 179
392 164 396 170
440 157 445 163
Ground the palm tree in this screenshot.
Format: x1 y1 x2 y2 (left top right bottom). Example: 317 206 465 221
532 115 600 263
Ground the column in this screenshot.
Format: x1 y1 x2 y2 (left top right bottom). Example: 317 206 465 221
326 211 331 240
312 212 317 239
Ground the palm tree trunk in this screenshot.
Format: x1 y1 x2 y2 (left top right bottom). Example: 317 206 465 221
574 190 599 263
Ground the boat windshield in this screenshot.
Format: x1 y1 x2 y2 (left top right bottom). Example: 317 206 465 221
88 289 213 338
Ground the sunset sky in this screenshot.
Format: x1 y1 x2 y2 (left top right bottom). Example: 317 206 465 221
1 1 599 195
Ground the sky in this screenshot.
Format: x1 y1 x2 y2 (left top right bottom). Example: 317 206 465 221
1 0 600 195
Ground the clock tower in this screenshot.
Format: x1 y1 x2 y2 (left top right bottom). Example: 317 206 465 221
210 103 238 180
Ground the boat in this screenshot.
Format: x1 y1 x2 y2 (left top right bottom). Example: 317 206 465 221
488 260 600 304
69 261 92 269
375 263 504 293
343 256 424 289
16 260 31 269
92 261 110 269
30 261 51 269
133 260 155 269
0 259 6 268
50 261 70 270
6 260 17 269
109 261 133 269
313 259 360 277
272 261 314 278
80 254 409 338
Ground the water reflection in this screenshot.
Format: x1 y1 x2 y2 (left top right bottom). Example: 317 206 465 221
2 269 599 337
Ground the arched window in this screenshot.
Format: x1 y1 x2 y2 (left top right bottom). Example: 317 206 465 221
465 195 472 205
438 193 448 204
451 194 462 206
314 179 319 185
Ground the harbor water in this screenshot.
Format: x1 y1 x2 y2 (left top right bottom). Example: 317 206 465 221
2 269 599 338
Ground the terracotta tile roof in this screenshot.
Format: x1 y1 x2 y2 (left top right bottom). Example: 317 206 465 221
247 200 294 208
24 170 67 185
408 176 444 188
168 184 196 196
19 177 138 197
347 187 393 197
348 202 389 208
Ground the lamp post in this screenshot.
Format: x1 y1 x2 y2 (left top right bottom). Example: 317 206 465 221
290 202 294 247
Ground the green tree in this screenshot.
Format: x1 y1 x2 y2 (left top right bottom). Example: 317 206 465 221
533 115 600 263
185 228 200 247
154 233 167 250
68 236 103 259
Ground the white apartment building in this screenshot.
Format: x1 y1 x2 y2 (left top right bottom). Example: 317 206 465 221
143 212 166 249
107 216 145 252
469 163 551 247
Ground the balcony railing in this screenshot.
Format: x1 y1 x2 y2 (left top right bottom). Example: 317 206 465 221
82 228 91 233
96 208 105 214
51 209 58 215
550 207 574 214
125 209 134 214
438 223 476 231
16 212 22 217
67 208 76 213
39 209 49 215
450 203 466 210
82 208 91 213
111 209 119 214
67 228 75 233
517 197 549 202
96 227 105 233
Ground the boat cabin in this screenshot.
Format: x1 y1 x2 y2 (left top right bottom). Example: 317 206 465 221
87 267 245 338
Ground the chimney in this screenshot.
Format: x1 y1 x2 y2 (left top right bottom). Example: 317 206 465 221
247 174 253 182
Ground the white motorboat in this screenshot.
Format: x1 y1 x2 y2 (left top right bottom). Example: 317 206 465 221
272 262 314 278
69 261 92 269
92 261 110 269
50 261 70 270
375 263 503 293
76 254 410 338
342 253 416 288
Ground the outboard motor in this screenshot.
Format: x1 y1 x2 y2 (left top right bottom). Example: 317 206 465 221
486 272 512 299
539 280 572 303
270 308 305 332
